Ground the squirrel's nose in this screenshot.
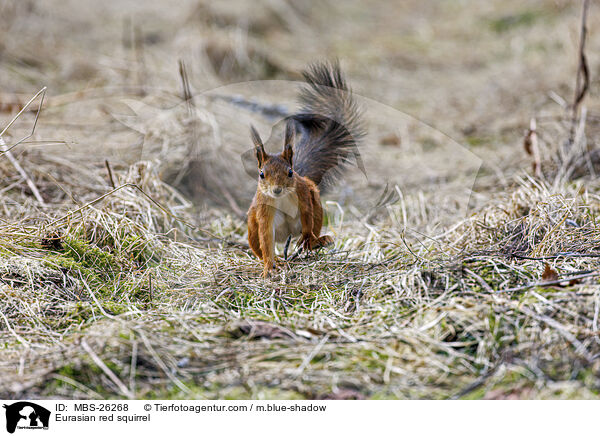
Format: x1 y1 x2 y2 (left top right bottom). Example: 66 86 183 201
273 187 282 195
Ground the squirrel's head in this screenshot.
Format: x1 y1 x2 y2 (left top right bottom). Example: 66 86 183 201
250 122 295 198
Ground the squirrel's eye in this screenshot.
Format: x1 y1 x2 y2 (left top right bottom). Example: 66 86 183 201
288 168 293 177
259 171 265 179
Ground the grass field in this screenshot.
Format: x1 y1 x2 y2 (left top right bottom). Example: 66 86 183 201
1 0 600 399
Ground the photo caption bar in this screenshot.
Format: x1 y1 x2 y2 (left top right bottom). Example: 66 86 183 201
0 400 597 435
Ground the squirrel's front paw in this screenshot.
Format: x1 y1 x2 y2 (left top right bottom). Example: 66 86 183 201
315 235 334 248
297 233 317 251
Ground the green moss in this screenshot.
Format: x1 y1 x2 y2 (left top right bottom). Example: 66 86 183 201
62 237 121 274
487 11 539 33
39 235 153 304
121 235 160 265
101 301 132 315
465 136 488 147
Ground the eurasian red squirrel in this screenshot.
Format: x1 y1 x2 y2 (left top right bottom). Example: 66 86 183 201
247 61 365 277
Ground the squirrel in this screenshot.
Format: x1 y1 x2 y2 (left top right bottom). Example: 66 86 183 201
247 61 365 277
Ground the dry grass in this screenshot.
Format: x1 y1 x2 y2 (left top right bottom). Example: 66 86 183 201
1 0 600 399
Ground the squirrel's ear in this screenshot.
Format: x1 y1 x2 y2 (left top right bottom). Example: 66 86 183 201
250 125 267 168
282 121 294 166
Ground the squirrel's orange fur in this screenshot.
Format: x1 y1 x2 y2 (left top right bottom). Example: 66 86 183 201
246 61 364 277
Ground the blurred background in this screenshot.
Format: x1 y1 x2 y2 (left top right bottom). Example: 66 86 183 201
1 0 598 218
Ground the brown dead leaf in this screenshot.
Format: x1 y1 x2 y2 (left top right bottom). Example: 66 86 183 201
41 231 63 251
379 133 401 146
541 263 559 283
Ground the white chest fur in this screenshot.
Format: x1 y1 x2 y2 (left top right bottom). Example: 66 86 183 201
272 193 302 243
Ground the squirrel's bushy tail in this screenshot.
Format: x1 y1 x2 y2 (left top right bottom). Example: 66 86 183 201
290 61 365 193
